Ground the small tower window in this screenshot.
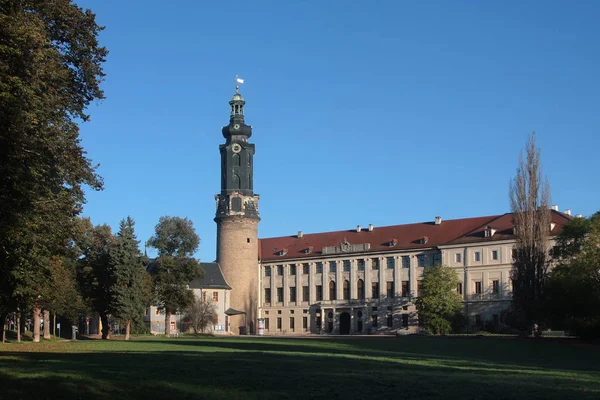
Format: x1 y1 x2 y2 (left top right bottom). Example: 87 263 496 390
232 153 240 166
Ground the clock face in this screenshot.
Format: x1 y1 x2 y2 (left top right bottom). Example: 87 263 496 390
231 144 241 153
233 123 240 130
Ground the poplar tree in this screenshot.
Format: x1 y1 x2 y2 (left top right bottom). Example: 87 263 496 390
109 217 148 340
509 133 551 334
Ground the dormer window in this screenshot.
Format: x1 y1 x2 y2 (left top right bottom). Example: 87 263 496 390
485 226 497 238
276 248 288 256
389 239 398 247
420 236 429 245
304 246 314 254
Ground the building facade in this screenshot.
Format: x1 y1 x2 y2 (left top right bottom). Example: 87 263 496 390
257 212 572 335
145 262 232 335
212 90 573 335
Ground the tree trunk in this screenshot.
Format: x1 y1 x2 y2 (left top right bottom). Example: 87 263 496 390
0 313 6 343
165 312 170 335
43 310 51 339
125 319 131 340
33 307 41 343
16 313 21 342
100 312 111 340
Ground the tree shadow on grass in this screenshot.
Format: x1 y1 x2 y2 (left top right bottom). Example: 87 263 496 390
140 335 600 374
1 339 598 399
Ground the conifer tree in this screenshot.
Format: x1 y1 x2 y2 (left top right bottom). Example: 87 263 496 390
109 217 148 340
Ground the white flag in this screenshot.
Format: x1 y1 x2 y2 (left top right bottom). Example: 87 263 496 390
236 77 244 84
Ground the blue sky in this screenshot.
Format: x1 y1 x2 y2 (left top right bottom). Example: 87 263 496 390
76 0 600 261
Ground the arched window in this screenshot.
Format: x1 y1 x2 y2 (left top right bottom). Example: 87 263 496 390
343 280 350 300
232 174 240 189
329 281 336 301
357 279 365 299
232 153 240 167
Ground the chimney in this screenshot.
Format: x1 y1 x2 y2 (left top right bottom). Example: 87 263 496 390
297 231 303 238
565 209 572 216
356 225 361 232
575 214 583 218
434 216 442 225
368 224 374 232
551 205 559 211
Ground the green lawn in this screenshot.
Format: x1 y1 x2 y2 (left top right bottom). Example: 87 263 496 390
1 335 599 399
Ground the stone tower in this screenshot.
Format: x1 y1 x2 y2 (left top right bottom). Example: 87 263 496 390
215 89 260 335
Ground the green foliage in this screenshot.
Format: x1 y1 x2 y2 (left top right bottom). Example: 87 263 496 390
108 217 148 331
76 219 114 339
42 256 86 323
547 212 600 338
150 256 200 316
415 265 463 335
147 216 200 257
0 0 106 314
148 216 202 334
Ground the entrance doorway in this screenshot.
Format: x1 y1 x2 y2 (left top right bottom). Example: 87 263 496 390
339 312 351 335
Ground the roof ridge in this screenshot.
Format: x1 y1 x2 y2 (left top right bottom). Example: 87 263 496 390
258 214 505 241
444 214 507 244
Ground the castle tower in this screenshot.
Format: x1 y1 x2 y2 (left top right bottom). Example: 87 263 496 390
215 89 260 335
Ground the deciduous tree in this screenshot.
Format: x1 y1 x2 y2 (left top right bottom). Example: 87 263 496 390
509 133 551 333
415 265 463 335
185 298 218 334
148 217 202 335
547 212 600 337
77 220 115 339
0 0 106 329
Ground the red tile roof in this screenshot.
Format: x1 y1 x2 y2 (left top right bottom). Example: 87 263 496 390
258 211 572 262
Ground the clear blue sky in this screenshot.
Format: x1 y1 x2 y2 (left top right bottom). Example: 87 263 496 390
76 0 600 262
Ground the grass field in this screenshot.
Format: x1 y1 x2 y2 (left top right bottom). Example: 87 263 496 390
1 335 599 399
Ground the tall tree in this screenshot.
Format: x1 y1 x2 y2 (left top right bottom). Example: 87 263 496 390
0 1 106 326
147 216 200 257
109 217 148 340
77 220 115 339
547 212 600 337
509 133 551 333
148 216 202 335
415 265 463 335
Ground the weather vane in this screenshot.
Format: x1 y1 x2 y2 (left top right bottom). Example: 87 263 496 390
235 74 244 93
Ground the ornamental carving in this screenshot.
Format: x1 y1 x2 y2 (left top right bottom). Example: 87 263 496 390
322 241 371 255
